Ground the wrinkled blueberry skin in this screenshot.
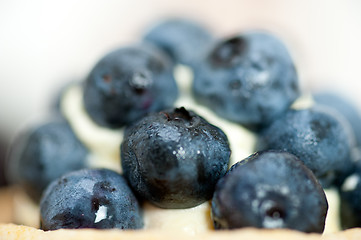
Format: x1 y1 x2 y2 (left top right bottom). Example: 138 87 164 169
40 168 143 230
314 91 361 147
339 162 361 229
192 32 299 131
7 120 88 202
121 107 231 209
143 18 214 66
83 44 178 128
212 150 328 233
256 106 355 188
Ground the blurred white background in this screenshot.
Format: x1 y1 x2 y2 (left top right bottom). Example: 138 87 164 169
0 0 360 140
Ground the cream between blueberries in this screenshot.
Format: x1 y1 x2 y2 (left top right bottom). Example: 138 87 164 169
60 65 256 171
56 65 340 234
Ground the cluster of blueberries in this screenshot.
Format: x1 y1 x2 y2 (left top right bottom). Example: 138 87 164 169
6 18 361 232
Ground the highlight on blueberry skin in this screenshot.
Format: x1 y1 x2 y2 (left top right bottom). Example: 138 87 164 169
211 150 328 233
7 120 88 203
256 106 355 188
192 31 300 131
83 43 179 128
121 107 231 209
40 168 144 230
143 17 214 66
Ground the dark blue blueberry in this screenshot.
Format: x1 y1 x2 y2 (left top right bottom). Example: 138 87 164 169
339 161 361 229
7 120 88 202
40 168 143 230
192 31 300 131
143 18 214 66
313 91 361 147
313 91 361 186
211 150 328 233
256 106 355 187
83 43 178 128
121 107 230 209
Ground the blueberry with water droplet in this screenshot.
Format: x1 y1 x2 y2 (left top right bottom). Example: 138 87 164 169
121 107 230 209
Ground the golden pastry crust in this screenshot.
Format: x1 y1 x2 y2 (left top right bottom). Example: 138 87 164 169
1 223 361 240
0 68 357 239
1 186 361 240
0 187 15 224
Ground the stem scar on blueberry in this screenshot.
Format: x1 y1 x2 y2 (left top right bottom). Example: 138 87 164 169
160 107 193 122
210 36 247 68
129 70 153 95
174 107 193 121
264 204 286 220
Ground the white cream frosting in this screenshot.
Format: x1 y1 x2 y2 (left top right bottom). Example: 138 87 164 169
58 65 339 234
61 85 122 172
143 201 213 235
58 65 256 234
61 65 257 171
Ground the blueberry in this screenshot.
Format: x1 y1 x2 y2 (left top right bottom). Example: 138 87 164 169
121 107 230 209
211 150 328 233
313 91 361 147
40 168 143 230
192 31 299 131
339 161 361 229
143 18 214 66
256 106 355 187
83 43 178 128
7 120 88 202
